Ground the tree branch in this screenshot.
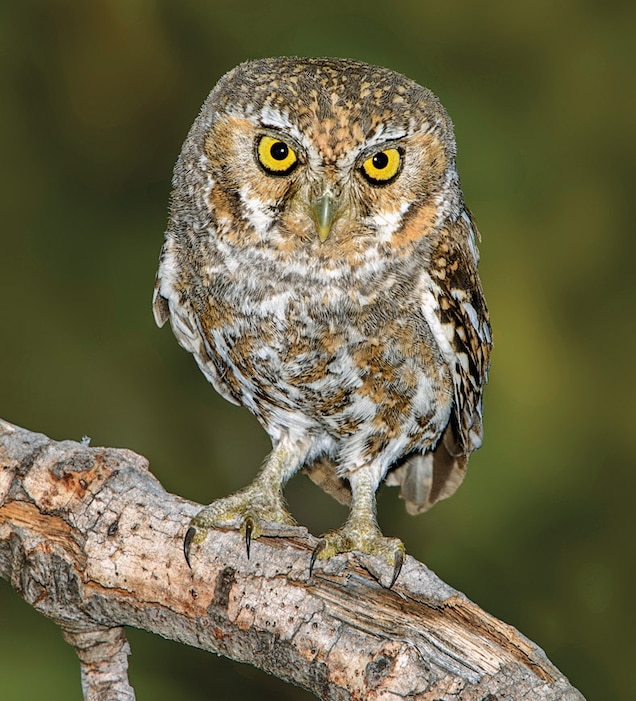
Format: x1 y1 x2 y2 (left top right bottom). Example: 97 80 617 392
0 419 585 700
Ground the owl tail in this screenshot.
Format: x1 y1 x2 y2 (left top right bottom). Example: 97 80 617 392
386 426 468 515
303 427 468 515
302 456 352 506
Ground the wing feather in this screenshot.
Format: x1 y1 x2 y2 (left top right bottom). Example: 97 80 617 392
396 209 492 513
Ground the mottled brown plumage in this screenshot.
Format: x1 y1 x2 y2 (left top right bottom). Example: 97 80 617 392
154 57 491 584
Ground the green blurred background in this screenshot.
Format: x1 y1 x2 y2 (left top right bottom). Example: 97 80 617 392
1 1 633 699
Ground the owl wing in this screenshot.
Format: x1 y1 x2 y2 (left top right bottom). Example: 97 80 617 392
152 241 244 408
152 274 171 328
389 209 492 514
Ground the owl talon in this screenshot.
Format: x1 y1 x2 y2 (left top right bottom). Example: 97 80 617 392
184 526 196 569
390 549 404 589
183 477 294 566
244 517 254 558
309 538 328 577
309 520 405 587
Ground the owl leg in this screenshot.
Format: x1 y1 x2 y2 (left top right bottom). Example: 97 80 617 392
310 468 405 587
184 440 303 567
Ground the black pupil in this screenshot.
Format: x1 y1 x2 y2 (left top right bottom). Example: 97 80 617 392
372 151 389 169
270 141 289 161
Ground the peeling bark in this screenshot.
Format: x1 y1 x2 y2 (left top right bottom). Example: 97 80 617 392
0 419 585 700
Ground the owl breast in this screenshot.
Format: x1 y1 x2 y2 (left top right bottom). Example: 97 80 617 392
179 244 453 475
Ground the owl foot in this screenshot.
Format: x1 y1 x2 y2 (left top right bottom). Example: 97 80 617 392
309 522 405 588
183 484 295 568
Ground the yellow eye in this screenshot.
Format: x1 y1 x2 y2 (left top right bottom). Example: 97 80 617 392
360 148 401 184
256 135 298 175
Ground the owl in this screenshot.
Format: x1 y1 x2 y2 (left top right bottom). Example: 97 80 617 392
153 57 491 586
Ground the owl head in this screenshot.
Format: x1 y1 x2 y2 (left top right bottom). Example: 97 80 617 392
170 57 463 261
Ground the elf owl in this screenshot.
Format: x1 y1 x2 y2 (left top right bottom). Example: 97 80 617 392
153 57 491 586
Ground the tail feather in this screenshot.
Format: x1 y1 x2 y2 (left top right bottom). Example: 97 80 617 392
386 425 468 515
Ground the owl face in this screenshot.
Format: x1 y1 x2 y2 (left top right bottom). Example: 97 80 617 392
178 58 462 263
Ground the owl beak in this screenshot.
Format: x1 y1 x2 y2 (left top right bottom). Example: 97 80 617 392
311 193 338 242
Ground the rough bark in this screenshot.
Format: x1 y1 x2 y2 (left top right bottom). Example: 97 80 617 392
0 419 585 700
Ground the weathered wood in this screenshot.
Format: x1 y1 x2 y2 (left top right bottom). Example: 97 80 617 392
0 419 585 700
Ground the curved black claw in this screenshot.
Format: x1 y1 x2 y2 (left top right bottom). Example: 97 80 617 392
309 538 327 577
389 549 404 589
244 517 254 559
184 526 196 569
